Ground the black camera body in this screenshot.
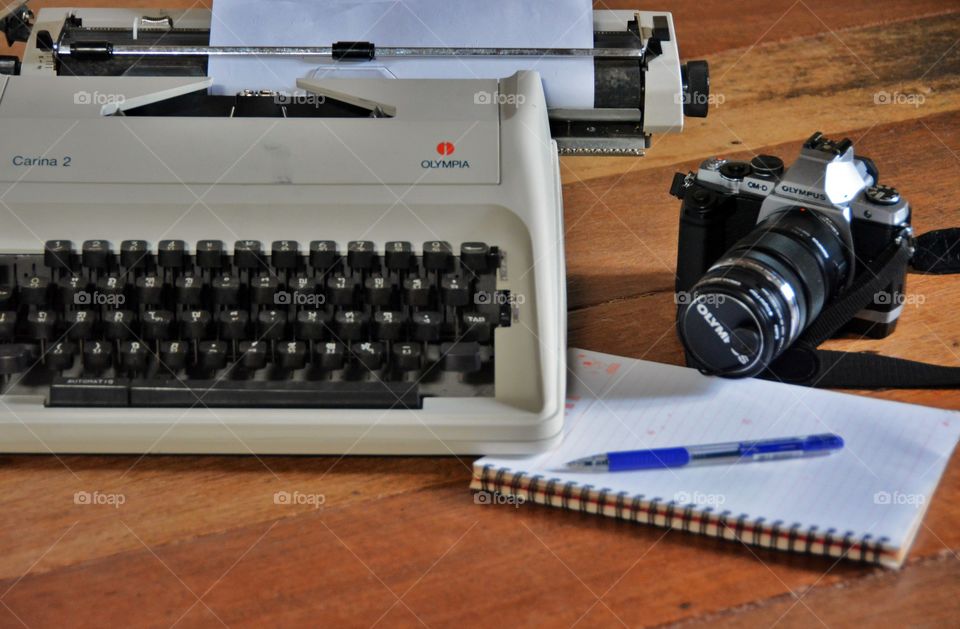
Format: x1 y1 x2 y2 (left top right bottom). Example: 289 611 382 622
670 132 912 378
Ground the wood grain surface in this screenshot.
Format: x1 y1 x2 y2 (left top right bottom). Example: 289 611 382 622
1 1 959 627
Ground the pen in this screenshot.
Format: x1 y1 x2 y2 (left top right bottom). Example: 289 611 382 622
565 433 844 472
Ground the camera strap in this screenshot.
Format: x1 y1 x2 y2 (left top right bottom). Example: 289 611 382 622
764 230 960 388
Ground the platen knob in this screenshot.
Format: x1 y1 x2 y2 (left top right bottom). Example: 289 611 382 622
680 60 710 118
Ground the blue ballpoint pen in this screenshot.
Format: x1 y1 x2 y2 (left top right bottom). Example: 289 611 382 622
566 433 844 472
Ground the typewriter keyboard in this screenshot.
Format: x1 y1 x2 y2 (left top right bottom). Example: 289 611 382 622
0 239 509 409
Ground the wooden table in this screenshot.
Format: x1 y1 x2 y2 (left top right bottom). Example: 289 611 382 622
2 1 959 626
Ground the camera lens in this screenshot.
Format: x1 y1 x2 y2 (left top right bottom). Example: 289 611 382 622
677 207 849 377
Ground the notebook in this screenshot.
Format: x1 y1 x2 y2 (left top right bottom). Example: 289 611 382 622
471 349 960 568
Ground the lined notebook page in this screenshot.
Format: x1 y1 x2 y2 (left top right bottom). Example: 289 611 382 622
475 349 960 567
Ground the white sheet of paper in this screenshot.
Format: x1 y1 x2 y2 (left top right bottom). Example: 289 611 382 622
208 0 595 108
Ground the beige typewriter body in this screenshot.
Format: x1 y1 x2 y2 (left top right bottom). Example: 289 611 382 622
0 66 566 454
0 5 701 454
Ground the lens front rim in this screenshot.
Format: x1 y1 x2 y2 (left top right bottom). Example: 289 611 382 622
679 292 765 376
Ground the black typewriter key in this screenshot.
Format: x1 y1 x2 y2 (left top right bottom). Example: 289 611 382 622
364 275 393 306
95 274 125 301
373 310 405 340
334 309 367 341
212 273 241 305
65 310 98 340
288 274 314 295
44 240 73 270
179 310 211 340
347 240 376 270
441 341 482 373
81 240 111 270
423 240 453 271
142 310 174 341
258 309 288 340
0 343 36 374
392 342 422 371
295 309 329 340
0 311 17 339
239 340 269 370
218 309 249 340
461 311 493 343
271 240 300 270
47 341 76 371
20 275 50 306
82 340 113 373
385 241 415 271
159 340 188 373
326 274 358 306
234 240 263 270
135 274 164 305
120 240 149 269
289 275 322 306
104 310 135 340
26 309 57 340
403 276 431 307
460 242 490 274
251 275 281 305
198 340 229 371
158 239 187 269
59 276 87 307
352 341 384 371
196 240 224 269
277 340 308 370
440 274 470 307
412 310 442 342
314 341 345 370
0 287 13 309
119 340 149 374
175 275 203 305
309 240 338 269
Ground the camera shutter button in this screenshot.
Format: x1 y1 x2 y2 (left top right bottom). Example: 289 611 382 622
865 184 900 205
719 161 753 181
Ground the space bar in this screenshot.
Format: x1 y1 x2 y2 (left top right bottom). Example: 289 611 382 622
49 377 421 409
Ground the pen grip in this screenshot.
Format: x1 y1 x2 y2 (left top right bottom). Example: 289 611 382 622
607 447 690 471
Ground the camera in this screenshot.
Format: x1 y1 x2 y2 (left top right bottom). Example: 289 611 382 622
670 132 913 378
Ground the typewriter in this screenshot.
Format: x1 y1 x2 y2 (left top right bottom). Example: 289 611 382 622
0 5 706 454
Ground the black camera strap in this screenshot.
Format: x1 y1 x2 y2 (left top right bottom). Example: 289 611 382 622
763 230 960 388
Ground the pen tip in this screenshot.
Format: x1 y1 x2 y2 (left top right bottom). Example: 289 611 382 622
565 456 605 469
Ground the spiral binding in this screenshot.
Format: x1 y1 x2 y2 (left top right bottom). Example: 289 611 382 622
475 464 892 566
